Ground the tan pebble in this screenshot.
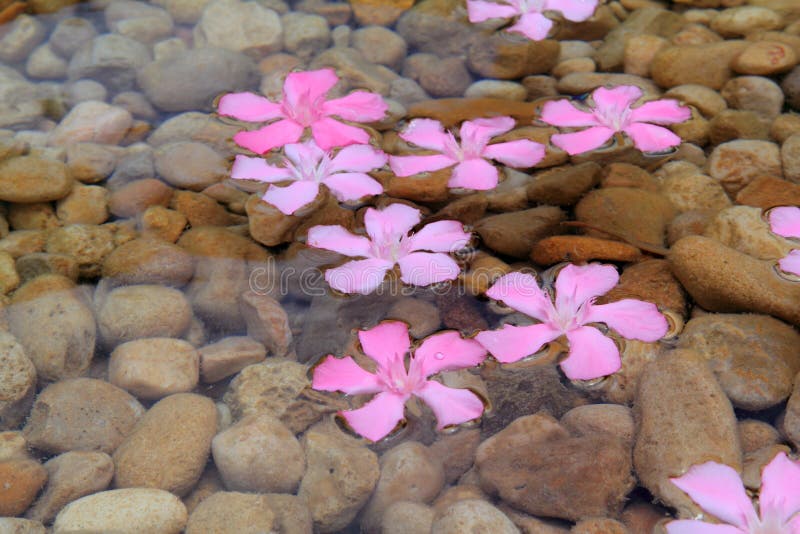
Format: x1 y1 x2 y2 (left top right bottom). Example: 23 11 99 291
531 235 641 265
199 336 266 383
738 419 780 454
238 291 292 356
45 223 115 278
381 501 434 534
185 491 276 534
55 184 109 225
108 178 173 218
432 499 519 534
0 252 20 294
138 205 187 242
0 157 73 203
0 332 36 430
711 6 783 38
0 459 47 517
102 237 193 287
707 139 782 195
109 338 199 400
7 203 59 231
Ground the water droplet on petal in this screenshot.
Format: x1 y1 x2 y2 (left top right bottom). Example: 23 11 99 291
434 352 445 360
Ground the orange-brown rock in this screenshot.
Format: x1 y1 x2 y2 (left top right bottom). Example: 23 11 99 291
596 259 687 316
379 169 450 203
530 235 642 265
735 175 800 208
0 459 47 516
407 98 541 128
349 0 413 26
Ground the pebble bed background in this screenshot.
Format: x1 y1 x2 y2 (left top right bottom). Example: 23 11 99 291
0 0 799 532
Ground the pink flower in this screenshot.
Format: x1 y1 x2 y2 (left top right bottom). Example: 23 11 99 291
769 206 800 277
467 0 599 41
307 203 471 295
230 140 386 215
389 117 545 191
217 68 388 154
312 321 487 441
539 85 691 155
667 452 800 534
475 264 668 380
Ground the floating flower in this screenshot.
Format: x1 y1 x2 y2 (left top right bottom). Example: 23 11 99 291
539 85 691 155
312 321 487 441
475 264 668 380
667 451 800 534
768 206 800 277
230 140 386 215
307 203 470 294
467 0 599 41
389 117 545 191
217 68 388 154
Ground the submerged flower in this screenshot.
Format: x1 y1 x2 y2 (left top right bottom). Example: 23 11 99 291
312 321 487 441
389 117 545 191
467 0 598 41
218 68 387 154
539 85 691 155
307 203 470 294
475 264 668 380
768 206 800 277
230 140 386 215
667 452 800 534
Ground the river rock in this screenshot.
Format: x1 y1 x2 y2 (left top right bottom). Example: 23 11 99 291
782 132 800 183
468 33 559 80
432 500 519 534
198 336 266 383
238 291 291 356
732 41 797 76
351 26 406 70
194 0 282 58
703 205 793 260
0 459 47 517
67 34 151 92
108 178 173 218
560 404 635 449
0 332 35 431
710 6 783 37
109 338 199 400
650 41 747 89
0 15 45 64
381 502 435 534
395 0 477 59
184 491 276 534
102 238 193 287
0 157 73 204
56 184 109 225
51 101 132 147
707 139 782 195
105 0 174 45
784 373 800 449
45 224 115 278
154 142 226 191
474 206 565 258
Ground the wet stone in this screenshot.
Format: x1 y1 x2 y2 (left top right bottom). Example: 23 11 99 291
184 491 276 534
198 336 266 383
526 162 601 206
154 142 226 192
381 501 435 534
109 338 199 401
0 459 47 517
45 224 115 278
707 139 782 195
474 206 565 259
238 291 292 357
0 332 36 431
432 500 519 534
738 419 780 454
467 34 559 80
0 156 73 203
15 253 79 284
56 184 110 226
102 238 193 287
193 0 283 58
403 54 472 98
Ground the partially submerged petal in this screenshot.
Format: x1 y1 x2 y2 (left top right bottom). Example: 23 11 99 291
591 85 643 114
507 11 554 41
398 118 451 151
670 461 755 530
389 154 456 177
550 126 616 155
459 116 516 151
311 117 371 149
485 271 554 322
544 0 599 22
665 520 745 534
230 155 293 182
540 99 600 127
359 321 412 368
306 225 372 257
475 323 561 364
769 206 800 239
448 158 499 190
283 68 338 111
324 258 393 295
554 263 619 315
414 331 487 378
561 325 620 380
406 220 471 253
482 139 546 168
364 204 421 243
629 99 692 125
233 119 304 154
583 299 669 342
339 391 407 442
623 123 684 153
217 92 284 122
261 181 320 215
779 250 800 277
312 355 383 395
323 91 388 122
415 380 485 429
322 172 384 202
329 144 388 173
466 0 519 22
397 251 461 286
759 451 800 525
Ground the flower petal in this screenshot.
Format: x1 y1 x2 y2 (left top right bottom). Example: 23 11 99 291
329 144 388 173
415 380 485 429
217 92 284 122
467 0 519 22
311 117 371 150
406 220 471 253
629 99 692 125
544 0 599 22
340 391 407 442
359 321 412 368
389 154 456 177
482 140 546 168
554 263 619 316
670 462 755 530
448 159 499 190
583 299 668 342
323 91 388 122
306 225 372 257
230 155 293 182
262 181 320 215
312 355 382 395
397 252 461 286
623 123 684 153
759 451 800 525
561 326 620 380
322 173 384 202
592 85 643 114
283 68 338 111
233 119 304 154
459 116 516 150
779 250 800 277
540 99 600 127
324 258 393 295
485 271 554 322
550 126 616 155
507 11 554 41
475 323 561 364
398 118 451 151
769 206 800 239
283 140 325 168
364 204 421 243
665 520 745 534
414 331 487 378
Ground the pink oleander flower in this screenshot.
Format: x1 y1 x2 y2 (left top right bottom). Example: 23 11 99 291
467 0 598 41
539 85 691 155
312 321 487 441
217 68 387 154
230 140 386 215
769 206 800 277
667 451 800 534
475 263 668 380
388 117 545 190
307 203 470 295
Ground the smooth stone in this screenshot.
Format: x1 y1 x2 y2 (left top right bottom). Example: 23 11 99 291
531 235 641 265
104 0 174 45
0 518 46 533
0 459 47 517
432 500 519 534
238 291 292 357
108 178 173 218
474 206 565 258
732 41 797 75
102 238 193 287
708 109 770 144
467 34 559 80
381 502 435 534
147 111 240 154
350 0 413 26
50 17 97 57
735 175 800 208
67 34 151 92
665 84 727 117
707 139 782 195
56 184 109 225
386 297 441 339
109 338 199 400
710 6 783 37
0 15 45 64
782 132 800 183
783 372 800 449
407 98 540 128
26 44 68 79
0 157 73 203
560 404 635 449
738 419 780 454
198 336 266 383
0 332 36 430
193 0 283 58
595 7 685 71
526 162 601 206
351 26 406 70
154 142 226 191
184 491 276 534
395 0 477 59
139 206 187 243
0 251 19 294
658 171 731 212
282 12 331 60
703 205 793 260
403 53 472 98
650 41 748 89
45 223 115 278
309 47 397 95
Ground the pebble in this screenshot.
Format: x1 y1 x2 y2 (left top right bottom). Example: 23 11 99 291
108 178 173 218
45 223 115 278
738 419 780 454
0 156 73 203
198 336 265 383
351 0 413 26
650 41 747 89
151 0 212 24
8 203 58 232
184 491 277 534
665 84 727 117
67 34 152 93
659 171 731 212
467 34 559 80
464 80 527 101
109 338 199 400
709 109 770 144
474 206 565 258
61 79 108 108
104 0 174 45
154 142 226 192
710 6 783 37
552 57 596 78
782 65 800 111
238 291 292 357
432 500 519 534
594 7 683 72
531 235 642 265
381 501 435 534
171 190 245 227
282 12 331 60
704 205 794 260
138 206 187 243
556 72 661 97
102 237 193 287
782 132 800 183
386 297 441 339
351 26 407 71
623 34 667 77
49 17 97 58
50 101 133 147
54 184 108 226
0 518 46 533
0 459 47 517
194 0 283 58
560 404 636 449
720 76 784 119
310 47 397 95
111 91 157 120
0 231 47 259
23 378 144 454
732 41 797 75
784 372 800 449
707 139 782 195
26 44 68 79
403 54 472 98
0 332 36 430
395 0 477 59
0 15 45 64
0 252 20 294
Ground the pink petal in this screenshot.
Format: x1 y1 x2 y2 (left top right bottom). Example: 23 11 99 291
540 99 600 127
324 258 393 295
312 355 382 395
623 123 684 153
629 99 692 125
769 206 800 239
282 68 338 112
340 391 407 442
561 325 620 380
758 452 800 525
544 0 599 22
475 323 561 364
329 144 387 173
550 126 616 155
230 155 292 182
261 181 320 215
554 263 619 316
233 119 304 154
322 173 383 202
359 321 412 368
670 462 755 530
406 220 471 253
306 225 372 257
415 380 485 429
665 520 745 534
397 251 461 286
448 159 499 190
779 250 800 277
583 299 668 342
483 139 546 168
787 515 800 533
284 140 325 168
389 154 456 177
311 117 372 150
364 204 421 243
398 118 451 151
217 92 284 122
485 271 555 322
322 91 388 122
592 85 643 114
459 116 516 150
467 0 519 22
507 11 554 41
414 331 487 378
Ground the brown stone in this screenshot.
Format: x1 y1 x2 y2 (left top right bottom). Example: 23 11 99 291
350 0 413 27
380 168 450 203
0 459 47 516
407 98 540 128
526 162 601 206
596 259 687 316
530 235 641 265
735 175 800 208
108 178 173 218
468 34 559 80
475 206 565 258
170 190 243 227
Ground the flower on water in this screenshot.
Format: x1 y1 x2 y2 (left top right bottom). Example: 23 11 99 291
307 203 471 295
475 263 668 380
388 117 545 191
312 321 487 441
230 140 386 215
467 0 599 41
539 85 691 155
217 68 388 154
667 451 800 534
768 206 800 277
